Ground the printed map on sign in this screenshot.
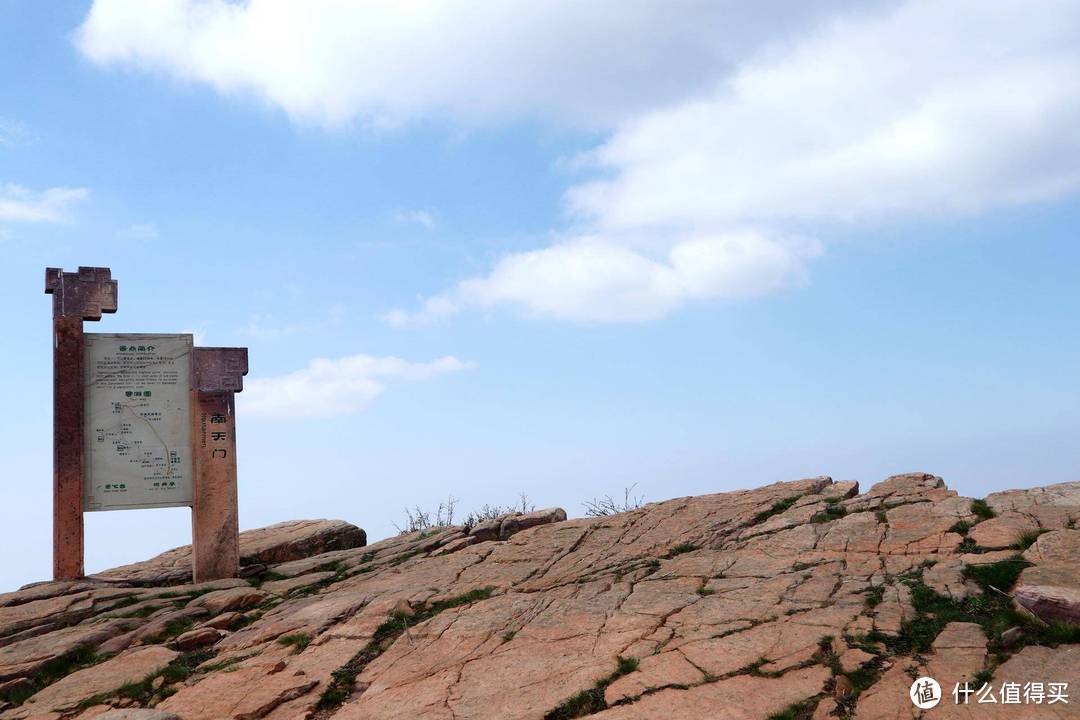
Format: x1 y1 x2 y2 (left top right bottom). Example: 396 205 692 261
84 334 194 511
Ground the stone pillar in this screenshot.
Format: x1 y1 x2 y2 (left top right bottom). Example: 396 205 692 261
44 267 118 580
191 347 248 582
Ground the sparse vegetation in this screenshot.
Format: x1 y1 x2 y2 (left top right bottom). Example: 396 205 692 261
396 494 538 533
1012 528 1049 551
316 588 496 714
665 542 699 558
0 645 103 705
870 556 1078 660
463 493 536 529
751 495 801 525
278 632 312 652
160 648 216 684
971 499 996 520
949 520 973 535
768 697 819 720
810 502 848 523
75 648 216 711
394 495 460 534
543 656 639 718
583 484 645 517
956 536 984 554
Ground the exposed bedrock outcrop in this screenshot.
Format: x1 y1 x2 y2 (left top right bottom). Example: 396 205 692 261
1 474 1078 719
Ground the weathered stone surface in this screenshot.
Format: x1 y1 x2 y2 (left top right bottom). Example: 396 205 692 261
986 481 1080 516
260 572 335 597
0 582 104 609
0 619 135 681
93 520 366 585
12 647 177 716
0 589 133 643
129 607 210 646
2 475 1078 720
197 612 244 631
1011 529 1080 624
188 588 269 615
238 520 367 565
968 511 1039 549
604 651 704 705
592 667 830 720
91 711 180 720
1012 585 1080 625
498 507 567 540
172 627 221 651
467 516 506 542
156 665 316 720
924 621 986 686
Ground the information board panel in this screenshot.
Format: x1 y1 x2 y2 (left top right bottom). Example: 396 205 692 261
84 334 193 511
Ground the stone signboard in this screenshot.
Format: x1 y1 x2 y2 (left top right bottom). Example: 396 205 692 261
83 333 194 511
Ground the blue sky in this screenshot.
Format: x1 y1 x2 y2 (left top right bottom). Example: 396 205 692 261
1 0 1079 590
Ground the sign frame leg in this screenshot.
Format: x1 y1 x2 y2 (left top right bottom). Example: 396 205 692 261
191 391 240 582
46 267 118 581
190 346 247 582
53 315 85 580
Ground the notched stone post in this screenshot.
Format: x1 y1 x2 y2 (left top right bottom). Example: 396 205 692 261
191 347 248 582
45 267 118 580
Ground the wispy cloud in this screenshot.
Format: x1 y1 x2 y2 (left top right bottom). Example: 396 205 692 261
392 209 436 230
241 353 474 418
0 118 33 147
0 184 89 223
384 231 819 324
241 304 347 339
118 222 158 240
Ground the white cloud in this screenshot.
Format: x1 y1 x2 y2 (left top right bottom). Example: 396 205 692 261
385 0 1080 323
567 0 1080 231
392 209 435 230
389 231 818 323
74 0 870 128
0 184 89 223
241 353 474 418
78 1 1080 323
118 222 159 240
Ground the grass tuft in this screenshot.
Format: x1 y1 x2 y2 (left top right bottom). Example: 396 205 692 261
971 499 996 520
665 543 699 558
810 504 848 524
1012 529 1049 551
277 633 312 652
751 496 801 525
949 520 973 535
767 698 819 720
544 657 640 719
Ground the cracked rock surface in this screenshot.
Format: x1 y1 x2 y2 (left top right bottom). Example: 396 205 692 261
1 475 1078 719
